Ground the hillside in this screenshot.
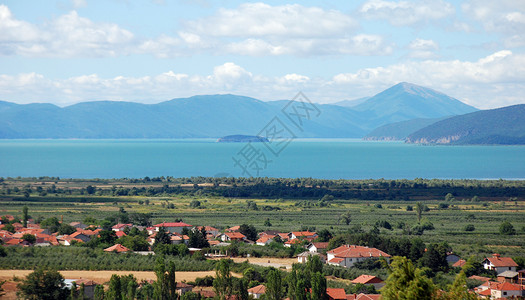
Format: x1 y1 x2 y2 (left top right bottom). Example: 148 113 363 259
364 117 447 141
406 104 525 145
0 83 479 139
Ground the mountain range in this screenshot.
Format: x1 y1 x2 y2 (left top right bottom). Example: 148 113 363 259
0 82 481 139
406 105 525 144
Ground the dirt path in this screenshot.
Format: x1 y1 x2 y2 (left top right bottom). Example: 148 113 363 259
210 257 297 269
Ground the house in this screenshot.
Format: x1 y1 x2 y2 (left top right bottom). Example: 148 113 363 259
220 232 246 242
277 233 289 241
284 239 303 248
196 226 220 237
175 282 193 296
297 251 326 263
256 235 274 246
226 225 241 232
351 275 385 290
60 236 84 246
483 254 518 274
112 223 133 232
69 231 92 243
259 230 280 237
327 245 391 268
104 244 130 253
154 222 192 234
170 234 190 245
477 281 522 299
326 288 347 300
114 231 127 238
452 259 466 268
247 284 266 299
497 270 519 283
289 231 317 240
70 222 88 229
308 242 329 253
347 294 382 300
519 269 525 286
74 279 98 299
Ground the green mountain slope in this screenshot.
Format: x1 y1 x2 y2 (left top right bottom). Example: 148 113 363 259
406 104 525 145
364 117 447 141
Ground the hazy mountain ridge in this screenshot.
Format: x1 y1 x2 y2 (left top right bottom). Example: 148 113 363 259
364 117 448 141
406 105 525 145
0 83 481 139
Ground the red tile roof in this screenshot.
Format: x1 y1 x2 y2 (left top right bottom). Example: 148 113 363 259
453 259 466 268
247 284 266 294
469 275 491 282
224 232 246 239
485 256 518 267
327 245 391 258
351 275 383 285
291 231 317 238
154 222 192 228
256 236 274 244
493 282 521 291
311 242 329 249
226 225 241 232
104 244 130 252
329 257 344 264
327 288 347 300
115 231 127 238
478 289 491 296
112 223 132 229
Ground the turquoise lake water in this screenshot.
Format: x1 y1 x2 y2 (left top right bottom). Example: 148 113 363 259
0 139 524 179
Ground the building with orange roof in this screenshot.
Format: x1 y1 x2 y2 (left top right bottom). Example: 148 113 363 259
289 231 317 240
114 231 127 238
256 235 274 246
452 259 466 268
153 222 192 234
327 245 391 268
326 288 347 300
220 232 246 242
476 281 522 299
483 254 518 274
247 284 266 299
104 244 130 253
284 238 303 248
351 275 385 290
346 294 382 300
308 242 329 253
226 225 241 232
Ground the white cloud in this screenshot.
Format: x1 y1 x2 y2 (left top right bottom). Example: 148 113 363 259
0 5 134 57
184 3 357 38
360 0 455 26
462 0 525 48
2 53 525 109
408 38 439 59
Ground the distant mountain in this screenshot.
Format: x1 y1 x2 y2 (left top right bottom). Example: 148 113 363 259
353 82 478 128
0 83 481 139
364 117 447 141
406 104 525 145
333 97 370 108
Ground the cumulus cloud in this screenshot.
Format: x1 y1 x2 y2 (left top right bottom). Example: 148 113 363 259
462 0 525 47
2 53 525 109
407 38 439 59
0 3 393 58
0 5 134 57
360 0 455 26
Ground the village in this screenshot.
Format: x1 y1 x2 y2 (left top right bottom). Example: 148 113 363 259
1 214 524 300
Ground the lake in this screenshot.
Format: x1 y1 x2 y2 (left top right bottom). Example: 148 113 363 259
0 139 524 179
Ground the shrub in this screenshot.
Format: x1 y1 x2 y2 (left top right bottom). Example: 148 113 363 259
464 224 475 232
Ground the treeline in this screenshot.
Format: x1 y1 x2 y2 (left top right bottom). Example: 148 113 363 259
2 177 525 200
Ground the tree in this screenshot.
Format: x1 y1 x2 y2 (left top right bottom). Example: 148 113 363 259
339 212 351 225
316 229 332 242
3 223 15 233
94 284 105 300
17 268 68 300
239 224 257 241
22 233 36 244
153 258 177 300
419 243 448 273
22 206 29 228
0 280 5 297
214 259 233 300
154 226 171 246
86 185 96 195
264 218 272 227
107 274 123 300
286 269 298 300
443 271 478 300
40 217 60 233
311 272 327 300
58 224 77 235
445 193 455 202
189 200 201 208
415 202 424 224
381 256 437 300
499 221 516 235
265 268 282 300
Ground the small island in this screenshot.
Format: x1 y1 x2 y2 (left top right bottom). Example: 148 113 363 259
217 135 269 143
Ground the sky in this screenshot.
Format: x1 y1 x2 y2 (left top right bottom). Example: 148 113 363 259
1 0 524 109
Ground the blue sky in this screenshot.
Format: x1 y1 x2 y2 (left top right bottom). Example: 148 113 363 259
1 0 524 108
